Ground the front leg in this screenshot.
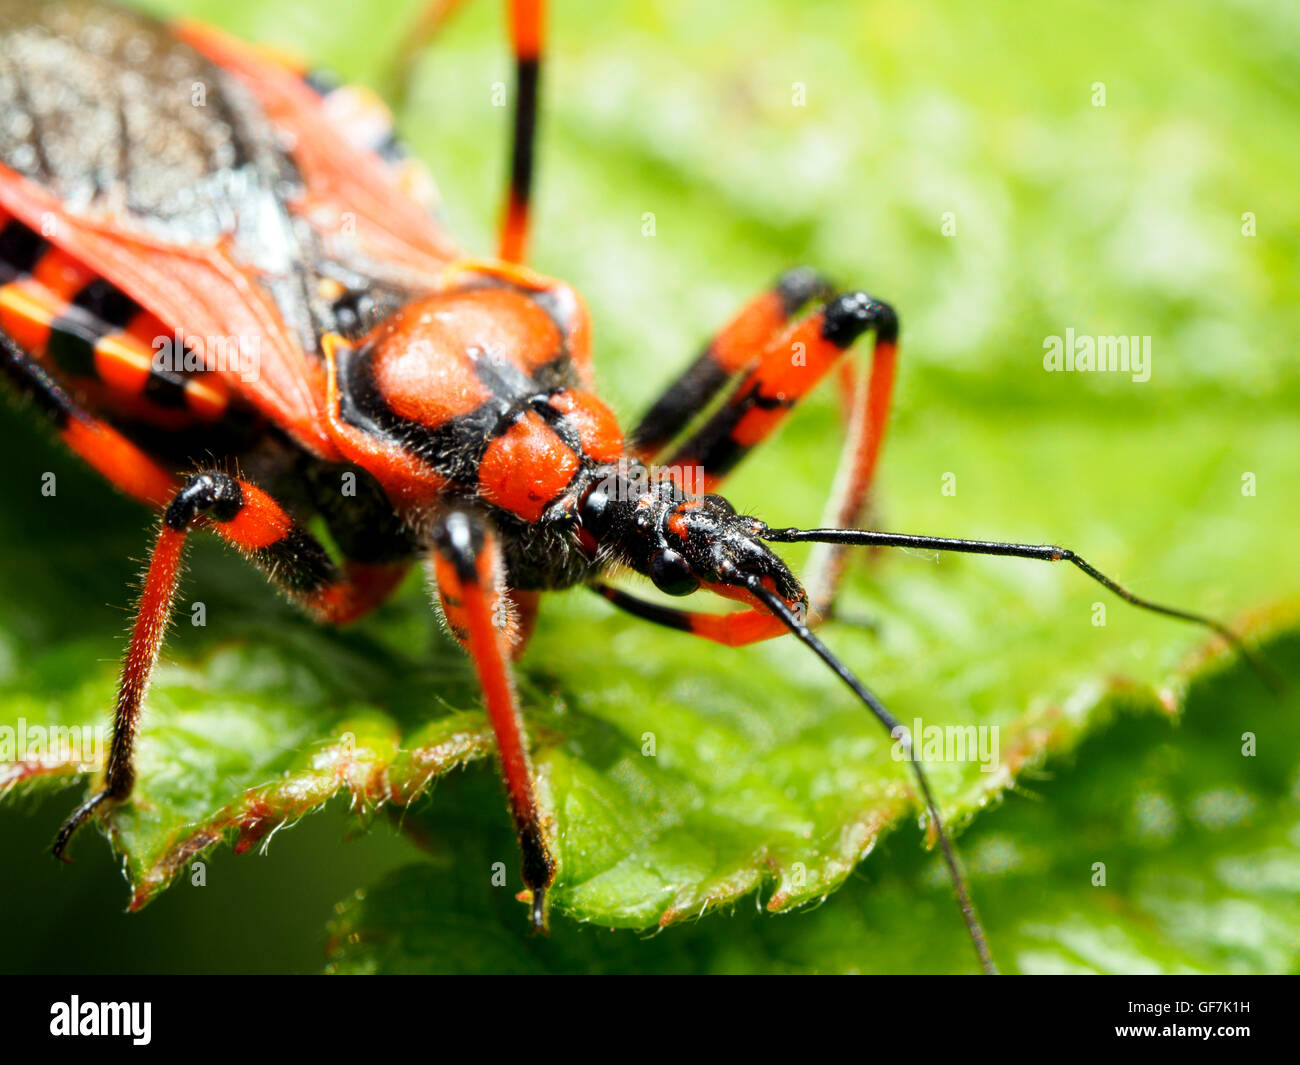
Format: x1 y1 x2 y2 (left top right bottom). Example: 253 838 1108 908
628 267 834 460
429 508 555 930
629 276 899 620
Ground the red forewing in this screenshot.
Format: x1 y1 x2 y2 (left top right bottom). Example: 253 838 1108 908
0 0 460 457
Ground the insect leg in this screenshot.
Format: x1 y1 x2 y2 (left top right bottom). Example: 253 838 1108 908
499 0 545 263
1 331 178 506
389 0 544 260
50 471 408 859
628 267 834 460
391 0 472 103
662 290 899 615
593 584 789 647
664 291 897 494
429 507 554 930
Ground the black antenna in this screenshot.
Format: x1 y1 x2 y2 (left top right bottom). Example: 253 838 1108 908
763 527 1282 694
745 576 997 975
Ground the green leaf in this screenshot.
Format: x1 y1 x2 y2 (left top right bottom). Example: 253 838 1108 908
3 0 1299 969
324 629 1300 974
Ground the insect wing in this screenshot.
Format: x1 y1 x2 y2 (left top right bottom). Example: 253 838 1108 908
0 1 460 457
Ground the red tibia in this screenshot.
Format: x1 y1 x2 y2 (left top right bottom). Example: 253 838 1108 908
836 339 897 530
442 542 540 835
803 338 898 612
108 527 187 784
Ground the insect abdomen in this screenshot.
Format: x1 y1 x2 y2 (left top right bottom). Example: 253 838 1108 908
0 209 235 430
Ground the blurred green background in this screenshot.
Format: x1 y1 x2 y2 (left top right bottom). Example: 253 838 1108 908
1 0 1297 973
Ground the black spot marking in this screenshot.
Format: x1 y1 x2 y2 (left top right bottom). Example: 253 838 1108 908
0 220 48 279
71 277 138 328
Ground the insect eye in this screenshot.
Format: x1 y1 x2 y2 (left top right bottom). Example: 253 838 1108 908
579 487 613 537
650 550 699 596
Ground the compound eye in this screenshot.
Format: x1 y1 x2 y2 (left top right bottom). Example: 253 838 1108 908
650 549 699 596
579 487 613 538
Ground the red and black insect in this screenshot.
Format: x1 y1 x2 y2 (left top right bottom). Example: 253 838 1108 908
0 0 1266 973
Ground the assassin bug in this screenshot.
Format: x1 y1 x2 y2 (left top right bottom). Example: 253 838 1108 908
0 0 1269 974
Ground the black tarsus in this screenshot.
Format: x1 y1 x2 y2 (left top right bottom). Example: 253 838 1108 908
744 576 998 975
762 527 1283 693
51 790 114 863
520 821 552 936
